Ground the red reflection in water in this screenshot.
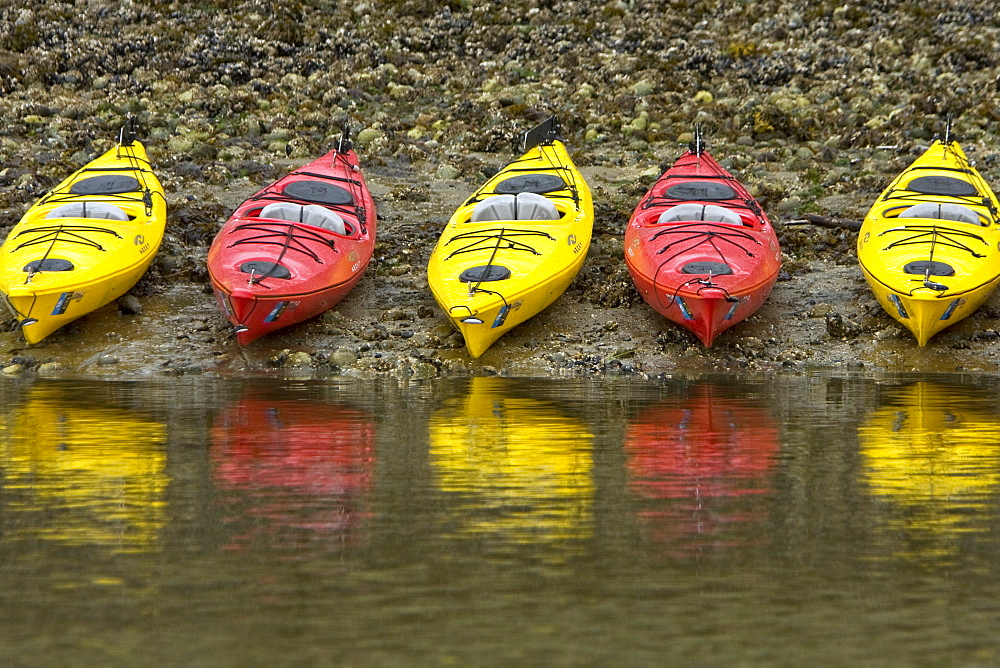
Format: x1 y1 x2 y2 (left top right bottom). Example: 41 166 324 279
211 399 375 548
625 388 779 556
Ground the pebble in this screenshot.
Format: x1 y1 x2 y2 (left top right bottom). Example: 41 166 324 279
356 128 383 145
285 351 313 368
431 324 454 338
36 362 62 375
632 80 654 97
330 349 358 368
825 313 862 339
435 164 461 180
118 295 143 315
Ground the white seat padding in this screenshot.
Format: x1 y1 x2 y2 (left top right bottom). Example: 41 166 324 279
899 202 982 226
657 203 743 226
45 202 129 221
260 202 346 234
470 192 560 222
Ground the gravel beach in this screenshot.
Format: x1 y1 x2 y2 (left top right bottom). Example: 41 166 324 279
2 0 1000 377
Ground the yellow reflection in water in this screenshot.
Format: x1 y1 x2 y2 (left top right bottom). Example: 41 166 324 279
0 385 168 553
858 382 1000 560
429 378 594 548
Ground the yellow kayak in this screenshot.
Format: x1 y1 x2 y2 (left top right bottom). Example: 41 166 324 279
857 138 1000 345
428 377 594 549
427 117 593 358
0 122 166 344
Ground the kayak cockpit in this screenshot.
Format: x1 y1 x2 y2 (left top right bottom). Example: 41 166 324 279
258 202 347 234
657 203 744 226
470 193 562 223
885 202 987 226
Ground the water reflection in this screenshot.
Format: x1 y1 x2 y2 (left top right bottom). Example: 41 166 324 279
0 384 168 553
625 385 779 557
428 378 594 556
858 382 1000 562
210 396 375 550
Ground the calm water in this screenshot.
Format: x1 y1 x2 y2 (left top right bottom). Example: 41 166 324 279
2 373 1000 664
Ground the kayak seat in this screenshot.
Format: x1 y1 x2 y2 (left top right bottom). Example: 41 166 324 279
898 202 983 226
658 203 743 226
260 202 347 234
45 202 129 221
470 193 560 222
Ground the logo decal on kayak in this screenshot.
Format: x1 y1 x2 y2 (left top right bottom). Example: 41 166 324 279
567 234 583 254
941 298 964 320
134 234 150 253
676 297 693 321
349 250 360 272
725 298 742 321
263 300 301 322
492 304 511 328
888 294 908 319
265 301 289 323
51 291 84 316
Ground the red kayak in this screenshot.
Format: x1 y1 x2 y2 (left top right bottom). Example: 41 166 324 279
625 137 780 346
208 135 375 344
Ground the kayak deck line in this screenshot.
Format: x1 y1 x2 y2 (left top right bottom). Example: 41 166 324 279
442 227 554 260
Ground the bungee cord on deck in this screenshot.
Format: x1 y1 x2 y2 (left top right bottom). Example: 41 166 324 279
40 142 164 217
228 221 338 267
18 225 124 284
443 227 554 260
14 225 122 253
879 225 987 258
652 223 760 263
646 220 761 315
